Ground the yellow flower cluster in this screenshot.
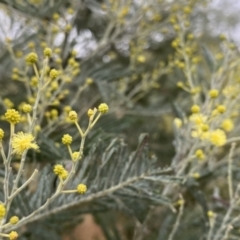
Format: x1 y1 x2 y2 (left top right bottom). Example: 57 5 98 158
10 216 19 224
5 109 21 124
22 104 32 113
87 109 94 117
53 164 68 180
62 134 72 145
189 113 207 125
191 105 200 113
216 105 226 114
25 52 38 64
209 89 219 98
195 149 205 160
44 47 52 57
221 119 234 132
77 184 87 194
209 129 226 147
72 151 81 161
49 69 59 79
9 231 18 240
12 132 39 155
98 103 109 114
68 111 78 121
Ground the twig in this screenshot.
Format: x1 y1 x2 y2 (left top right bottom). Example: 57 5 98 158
228 143 235 202
167 195 184 240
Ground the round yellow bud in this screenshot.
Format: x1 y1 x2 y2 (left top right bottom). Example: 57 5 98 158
173 24 180 31
171 40 179 48
0 204 6 219
137 55 146 63
0 128 4 140
62 134 72 145
22 104 32 113
177 62 185 69
28 41 35 49
25 52 38 64
183 6 191 14
77 184 87 194
174 118 182 128
177 81 184 88
55 58 62 65
40 41 47 48
98 103 109 114
195 149 205 160
67 8 74 14
5 109 21 124
51 81 59 91
187 33 194 40
72 151 81 162
64 106 72 113
53 164 65 176
221 119 234 132
219 34 226 41
10 216 19 224
30 76 38 87
49 69 59 79
15 50 23 58
72 69 80 76
207 211 215 218
177 199 184 206
50 109 58 118
12 74 19 80
44 47 52 57
9 231 18 240
87 109 94 117
201 124 209 132
191 105 200 113
192 172 200 179
209 89 219 98
52 13 60 21
86 78 93 85
217 105 226 113
68 111 78 121
60 170 68 180
34 125 41 133
65 24 72 32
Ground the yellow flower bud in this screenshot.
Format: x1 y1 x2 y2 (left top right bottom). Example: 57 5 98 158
86 78 93 85
87 109 94 117
68 111 78 121
62 134 72 145
5 109 21 124
192 172 200 179
209 89 219 98
98 103 109 114
25 52 38 64
22 104 32 113
49 69 59 79
207 211 215 218
191 105 200 113
77 184 87 194
9 231 18 240
217 105 226 113
44 47 52 57
195 149 205 160
72 151 81 162
10 216 19 224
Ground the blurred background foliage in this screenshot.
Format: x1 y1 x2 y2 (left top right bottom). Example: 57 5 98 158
0 0 240 239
